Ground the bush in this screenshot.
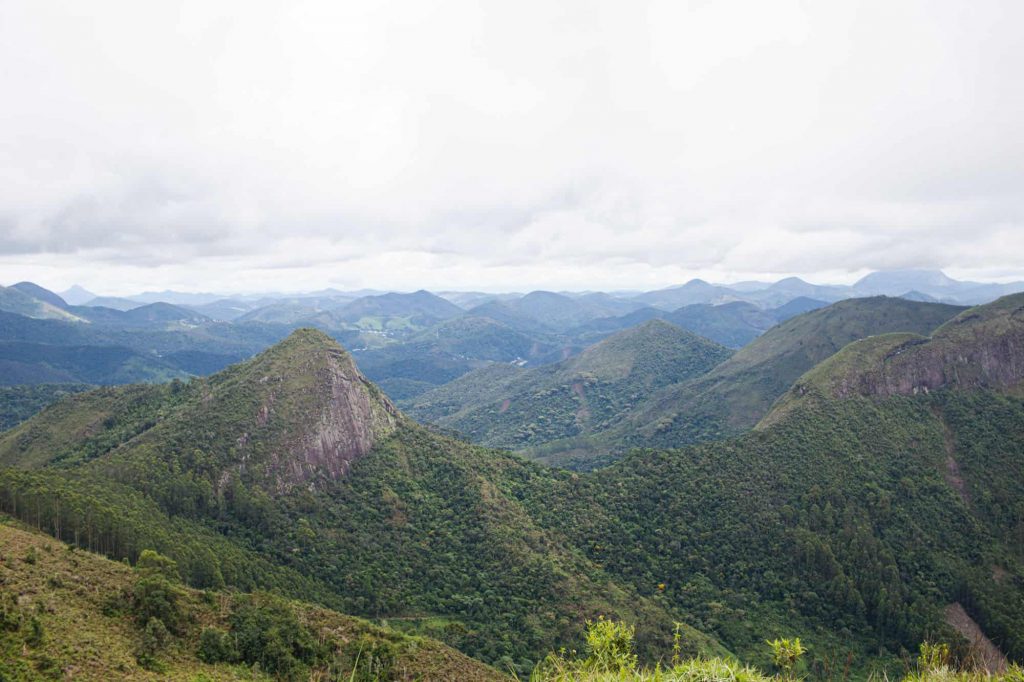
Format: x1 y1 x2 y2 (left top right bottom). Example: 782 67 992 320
229 593 326 680
26 616 44 647
584 617 638 673
132 574 184 634
344 634 399 682
137 616 171 671
197 626 237 664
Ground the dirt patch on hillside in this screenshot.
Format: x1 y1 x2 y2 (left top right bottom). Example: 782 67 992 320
945 602 1007 673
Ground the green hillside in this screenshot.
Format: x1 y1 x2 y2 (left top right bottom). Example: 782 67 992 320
406 320 732 463
2 295 1023 677
0 383 92 430
518 297 966 467
0 517 507 681
0 329 723 673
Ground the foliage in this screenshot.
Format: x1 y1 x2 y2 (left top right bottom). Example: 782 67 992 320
766 638 805 678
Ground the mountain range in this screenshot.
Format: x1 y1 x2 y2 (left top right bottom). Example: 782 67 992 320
1 291 1023 678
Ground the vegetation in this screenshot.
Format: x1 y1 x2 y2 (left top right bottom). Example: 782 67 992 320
0 383 91 430
0 293 1022 678
407 320 731 461
0 518 508 680
530 620 1024 682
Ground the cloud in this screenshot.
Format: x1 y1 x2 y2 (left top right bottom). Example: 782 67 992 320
0 0 1022 294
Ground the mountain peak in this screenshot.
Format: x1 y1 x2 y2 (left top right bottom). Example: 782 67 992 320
763 293 1024 425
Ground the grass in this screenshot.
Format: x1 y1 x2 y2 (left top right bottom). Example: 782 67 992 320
0 515 508 681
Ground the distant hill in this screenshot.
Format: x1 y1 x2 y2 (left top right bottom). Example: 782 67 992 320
11 281 70 309
406 320 731 455
0 285 84 322
82 295 145 310
0 341 188 385
630 279 738 309
58 284 97 305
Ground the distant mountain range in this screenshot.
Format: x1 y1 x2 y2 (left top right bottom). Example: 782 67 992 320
0 270 1021 423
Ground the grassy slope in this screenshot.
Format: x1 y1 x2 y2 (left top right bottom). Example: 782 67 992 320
0 517 507 681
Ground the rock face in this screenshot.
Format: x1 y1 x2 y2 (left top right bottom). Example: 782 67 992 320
845 295 1024 398
763 294 1024 426
287 346 399 483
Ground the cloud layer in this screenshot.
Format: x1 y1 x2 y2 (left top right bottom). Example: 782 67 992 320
1 0 1022 294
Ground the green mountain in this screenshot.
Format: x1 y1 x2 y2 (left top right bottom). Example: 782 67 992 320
513 297 966 467
0 517 508 681
405 320 732 463
0 341 189 385
0 329 721 673
2 296 1023 676
356 315 566 400
0 285 84 322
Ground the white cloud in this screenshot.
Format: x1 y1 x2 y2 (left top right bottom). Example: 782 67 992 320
0 0 1021 294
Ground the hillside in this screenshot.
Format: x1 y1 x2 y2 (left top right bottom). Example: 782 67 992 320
2 300 1023 676
0 285 84 322
406 320 732 458
531 297 966 466
0 517 507 681
0 328 723 672
763 292 1024 425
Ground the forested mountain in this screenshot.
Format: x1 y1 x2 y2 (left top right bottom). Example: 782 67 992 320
521 297 965 467
405 320 731 459
1 294 1023 677
0 329 723 674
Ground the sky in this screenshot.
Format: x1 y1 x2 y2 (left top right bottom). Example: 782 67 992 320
1 0 1022 295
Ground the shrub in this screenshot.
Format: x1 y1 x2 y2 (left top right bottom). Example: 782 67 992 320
197 626 237 664
583 616 638 673
137 616 171 671
766 637 806 679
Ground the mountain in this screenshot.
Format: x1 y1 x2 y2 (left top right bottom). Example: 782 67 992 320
128 290 224 306
59 284 97 305
770 296 830 321
0 341 189 385
663 301 778 348
0 285 84 322
464 297 965 469
352 315 567 401
0 328 722 672
744 277 850 307
11 281 70 309
82 295 146 310
631 279 738 309
603 296 966 452
853 269 961 296
568 299 831 352
406 320 732 460
3 300 1024 675
0 517 507 681
335 290 463 325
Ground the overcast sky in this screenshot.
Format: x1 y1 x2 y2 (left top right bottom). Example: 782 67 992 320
1 1 1022 295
